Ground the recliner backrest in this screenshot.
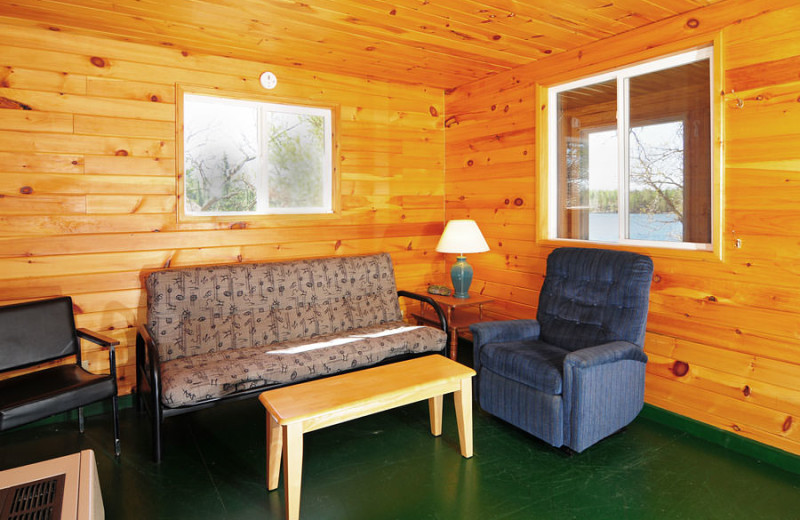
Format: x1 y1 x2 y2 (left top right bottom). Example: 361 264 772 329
537 247 654 351
0 296 79 372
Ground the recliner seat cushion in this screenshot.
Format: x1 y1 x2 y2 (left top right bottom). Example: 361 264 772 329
159 321 446 407
479 340 568 395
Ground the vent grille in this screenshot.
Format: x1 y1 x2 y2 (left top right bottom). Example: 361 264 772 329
0 474 65 520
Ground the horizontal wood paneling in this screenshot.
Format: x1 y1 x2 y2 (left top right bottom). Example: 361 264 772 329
0 0 728 90
445 0 800 455
0 22 446 396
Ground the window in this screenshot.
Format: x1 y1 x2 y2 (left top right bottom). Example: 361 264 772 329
180 91 334 217
547 48 713 248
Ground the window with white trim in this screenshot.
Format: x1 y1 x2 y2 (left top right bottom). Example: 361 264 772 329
547 47 713 249
182 92 333 216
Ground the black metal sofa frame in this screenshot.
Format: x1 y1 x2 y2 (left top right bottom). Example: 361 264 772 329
136 255 449 462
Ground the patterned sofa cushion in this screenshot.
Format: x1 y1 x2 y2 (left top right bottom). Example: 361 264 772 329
159 321 447 407
146 253 403 362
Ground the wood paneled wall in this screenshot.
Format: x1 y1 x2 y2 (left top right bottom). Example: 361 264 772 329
0 19 446 394
445 0 800 455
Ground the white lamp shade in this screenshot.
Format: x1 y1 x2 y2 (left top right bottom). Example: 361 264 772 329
436 220 490 255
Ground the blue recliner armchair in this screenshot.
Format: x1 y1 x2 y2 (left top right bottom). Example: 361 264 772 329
470 247 654 453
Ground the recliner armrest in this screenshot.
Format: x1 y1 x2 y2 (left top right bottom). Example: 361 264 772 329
564 341 647 369
469 319 541 347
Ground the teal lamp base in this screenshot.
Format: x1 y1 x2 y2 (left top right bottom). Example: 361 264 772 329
450 255 473 299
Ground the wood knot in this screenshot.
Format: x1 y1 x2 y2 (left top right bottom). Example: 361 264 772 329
742 385 751 397
504 198 510 205
672 361 689 377
19 186 33 195
90 57 106 68
48 26 61 31
503 105 509 112
429 106 438 117
181 51 189 57
229 221 247 229
365 46 376 51
492 34 501 41
707 295 717 302
467 159 474 166
783 416 793 432
444 115 458 128
491 104 496 111
686 18 699 29
150 95 160 102
115 149 128 156
513 197 523 206
389 8 396 15
653 274 661 283
543 49 552 54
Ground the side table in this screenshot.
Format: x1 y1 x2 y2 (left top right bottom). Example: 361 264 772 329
410 291 494 360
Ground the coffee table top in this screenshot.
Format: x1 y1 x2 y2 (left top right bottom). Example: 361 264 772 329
259 355 475 428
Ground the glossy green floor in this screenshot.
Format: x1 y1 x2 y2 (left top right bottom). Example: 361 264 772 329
3 350 800 519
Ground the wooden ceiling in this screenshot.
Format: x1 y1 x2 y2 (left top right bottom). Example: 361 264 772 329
1 0 725 89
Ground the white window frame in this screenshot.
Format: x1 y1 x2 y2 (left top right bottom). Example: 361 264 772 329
181 91 335 218
546 47 714 251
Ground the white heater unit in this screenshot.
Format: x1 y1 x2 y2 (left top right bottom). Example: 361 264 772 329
0 450 104 520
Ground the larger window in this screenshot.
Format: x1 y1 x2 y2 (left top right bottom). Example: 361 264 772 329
547 48 713 248
181 91 334 217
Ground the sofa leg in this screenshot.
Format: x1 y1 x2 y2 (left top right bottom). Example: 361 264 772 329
152 399 163 463
112 395 121 457
78 407 85 433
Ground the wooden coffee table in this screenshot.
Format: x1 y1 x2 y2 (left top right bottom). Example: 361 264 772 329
258 355 476 520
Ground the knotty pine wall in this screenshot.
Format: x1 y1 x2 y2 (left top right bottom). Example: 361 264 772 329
445 0 800 456
0 20 446 395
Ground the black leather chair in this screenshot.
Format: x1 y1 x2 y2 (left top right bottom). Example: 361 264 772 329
0 296 120 456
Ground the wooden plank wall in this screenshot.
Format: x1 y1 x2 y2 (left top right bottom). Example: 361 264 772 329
0 19 446 395
445 1 800 455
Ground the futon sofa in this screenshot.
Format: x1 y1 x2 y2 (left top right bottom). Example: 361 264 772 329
136 252 448 461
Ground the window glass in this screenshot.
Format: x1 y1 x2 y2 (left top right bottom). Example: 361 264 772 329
183 93 333 217
549 49 712 248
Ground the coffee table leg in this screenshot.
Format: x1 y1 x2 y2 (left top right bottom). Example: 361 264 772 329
454 377 473 458
283 422 303 520
428 394 443 436
267 413 282 491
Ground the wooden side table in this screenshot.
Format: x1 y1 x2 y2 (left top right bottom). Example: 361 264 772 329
410 291 494 360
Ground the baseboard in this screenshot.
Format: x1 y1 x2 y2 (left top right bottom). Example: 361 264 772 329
639 403 800 475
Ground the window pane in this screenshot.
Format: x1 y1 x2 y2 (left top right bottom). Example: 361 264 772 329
628 121 684 242
264 111 326 209
628 59 711 243
556 79 616 240
184 95 258 213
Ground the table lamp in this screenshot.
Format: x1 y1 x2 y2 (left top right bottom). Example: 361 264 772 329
436 219 490 298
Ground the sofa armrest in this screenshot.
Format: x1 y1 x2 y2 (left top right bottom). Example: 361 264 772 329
136 324 162 375
397 290 450 356
564 340 648 369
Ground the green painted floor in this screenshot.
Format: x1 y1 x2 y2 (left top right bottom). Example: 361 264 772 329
2 352 800 519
